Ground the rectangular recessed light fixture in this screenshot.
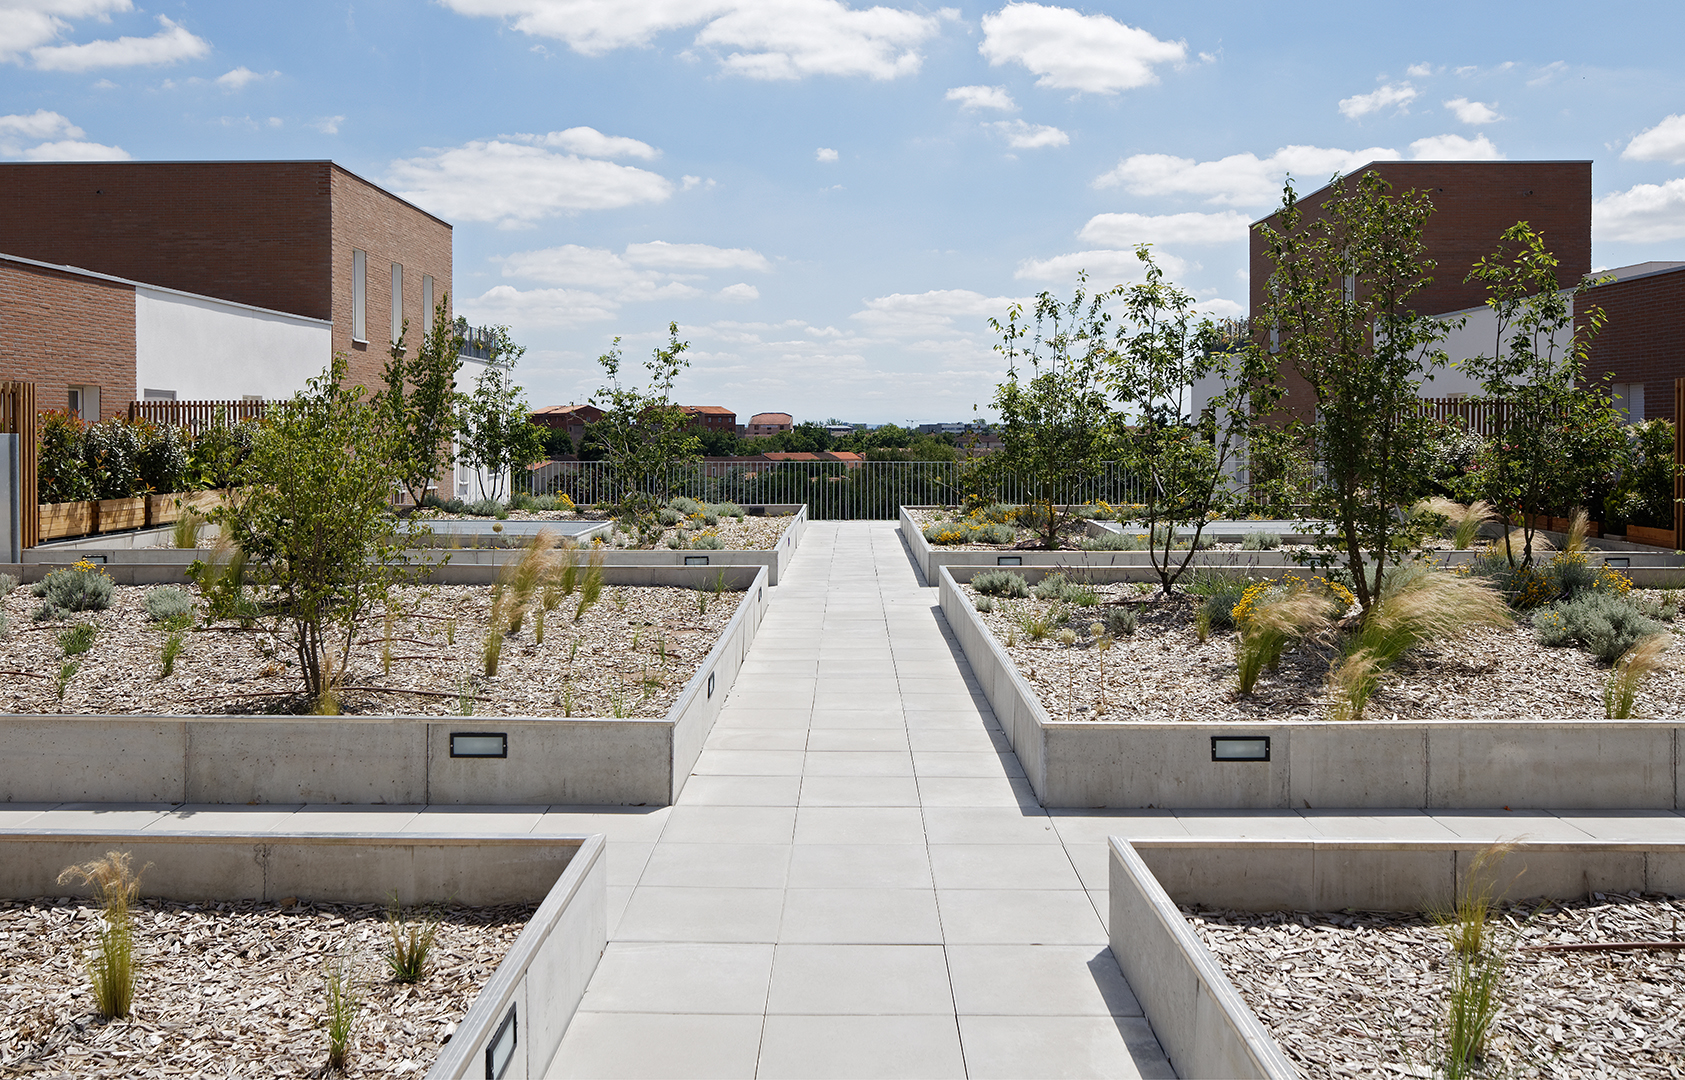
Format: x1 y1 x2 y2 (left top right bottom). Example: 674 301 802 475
1211 736 1270 762
685 555 709 565
450 732 507 758
1605 557 1631 568
997 556 1022 566
486 1003 517 1078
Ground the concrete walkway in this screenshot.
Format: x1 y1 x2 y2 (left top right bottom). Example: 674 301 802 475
551 521 1173 1079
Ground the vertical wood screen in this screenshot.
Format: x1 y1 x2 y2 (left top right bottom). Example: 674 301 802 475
0 380 39 549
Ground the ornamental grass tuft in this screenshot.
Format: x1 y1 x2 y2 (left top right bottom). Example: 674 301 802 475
1604 633 1672 719
56 850 147 1020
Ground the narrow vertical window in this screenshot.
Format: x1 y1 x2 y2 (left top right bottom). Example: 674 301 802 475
352 248 367 342
391 263 404 345
422 274 434 325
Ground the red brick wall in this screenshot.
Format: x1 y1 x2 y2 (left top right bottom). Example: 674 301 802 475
330 166 453 392
0 260 135 419
1250 161 1593 418
1579 267 1685 424
0 161 335 322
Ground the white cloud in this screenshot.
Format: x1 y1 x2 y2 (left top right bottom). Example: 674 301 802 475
978 2 1185 95
216 66 277 91
1014 248 1190 283
1594 178 1685 243
1337 82 1416 119
1409 132 1502 160
440 0 945 80
462 283 623 329
1444 97 1502 125
1624 114 1685 164
1406 62 1435 78
623 240 771 272
716 282 759 301
1094 144 1400 207
945 84 1015 111
1196 297 1243 319
986 119 1067 149
1527 60 1567 87
311 115 345 135
850 288 1021 337
388 136 673 227
0 0 131 62
0 109 126 159
1078 210 1249 247
31 13 208 71
816 147 838 163
535 125 658 159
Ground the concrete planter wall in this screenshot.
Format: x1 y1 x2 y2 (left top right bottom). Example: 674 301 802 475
940 564 1685 810
0 566 769 807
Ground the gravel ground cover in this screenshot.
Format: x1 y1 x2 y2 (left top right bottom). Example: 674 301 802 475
961 580 1685 722
0 896 530 1078
420 510 792 550
1187 894 1685 1078
0 581 737 716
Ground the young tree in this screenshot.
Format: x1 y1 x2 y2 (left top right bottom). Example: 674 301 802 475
1255 171 1457 616
984 275 1122 550
1456 223 1626 567
1110 247 1283 594
376 297 463 508
457 326 544 502
204 357 414 708
590 322 702 532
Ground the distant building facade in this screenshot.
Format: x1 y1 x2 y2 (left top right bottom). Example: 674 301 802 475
743 411 793 437
680 405 736 432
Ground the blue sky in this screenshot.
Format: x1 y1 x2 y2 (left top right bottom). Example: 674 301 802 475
5 1 1685 424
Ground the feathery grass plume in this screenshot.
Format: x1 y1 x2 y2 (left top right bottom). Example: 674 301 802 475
1562 507 1591 554
1430 843 1521 1078
1421 496 1496 550
1501 526 1552 556
57 851 148 1019
1326 569 1511 720
160 632 184 678
1234 588 1338 695
1604 633 1671 719
315 650 342 715
543 539 576 612
1090 622 1115 710
382 601 395 676
502 529 558 634
484 581 506 676
323 947 359 1073
575 545 604 622
383 895 441 984
171 507 201 549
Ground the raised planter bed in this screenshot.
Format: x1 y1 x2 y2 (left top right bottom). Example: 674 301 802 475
939 564 1685 808
0 567 769 805
37 489 227 542
1627 523 1681 550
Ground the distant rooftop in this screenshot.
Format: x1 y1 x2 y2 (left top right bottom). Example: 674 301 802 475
1593 261 1685 284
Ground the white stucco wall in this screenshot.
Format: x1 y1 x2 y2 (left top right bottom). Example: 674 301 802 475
453 356 514 502
134 287 332 401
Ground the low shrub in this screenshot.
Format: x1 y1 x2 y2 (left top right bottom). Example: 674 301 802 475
1016 602 1066 642
144 585 193 623
924 519 1016 545
1102 606 1138 636
657 507 683 526
1533 592 1665 664
1240 531 1282 551
32 560 114 620
1184 571 1252 636
59 622 98 656
974 595 995 613
460 498 504 517
691 533 725 550
1082 530 1147 551
713 500 746 519
972 570 1028 598
1034 574 1099 606
667 496 704 516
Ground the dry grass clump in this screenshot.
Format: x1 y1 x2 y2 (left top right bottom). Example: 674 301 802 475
1429 845 1523 1078
1327 570 1510 721
55 851 148 1020
1420 497 1497 550
1604 633 1673 719
1234 587 1339 695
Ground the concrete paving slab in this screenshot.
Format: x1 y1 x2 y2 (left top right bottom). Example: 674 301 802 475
793 806 928 845
927 844 1086 891
0 804 54 829
145 804 305 833
806 729 911 753
605 841 654 888
578 942 775 1014
704 729 811 751
658 805 796 845
765 944 954 1014
800 751 915 777
785 843 935 890
798 776 922 807
1545 811 1685 842
957 1015 1175 1080
401 805 545 834
935 888 1108 945
1046 810 1189 844
677 774 804 806
692 749 808 777
548 1012 764 1079
534 807 672 844
638 843 792 890
922 806 1058 844
23 803 176 831
915 776 1040 809
756 1015 966 1079
1432 809 1600 842
778 887 943 944
946 944 1142 1017
614 886 786 943
912 752 1026 779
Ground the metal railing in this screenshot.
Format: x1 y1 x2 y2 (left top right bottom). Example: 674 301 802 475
522 460 1153 520
458 324 498 362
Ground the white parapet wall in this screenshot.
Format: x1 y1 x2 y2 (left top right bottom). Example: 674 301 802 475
0 567 768 807
939 564 1685 809
134 286 332 401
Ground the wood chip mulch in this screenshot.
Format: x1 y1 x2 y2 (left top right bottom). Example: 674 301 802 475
1188 894 1685 1078
0 896 532 1078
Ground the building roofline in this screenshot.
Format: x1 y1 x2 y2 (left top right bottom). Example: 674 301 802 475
0 159 452 230
1247 159 1597 228
0 250 334 327
1585 262 1685 288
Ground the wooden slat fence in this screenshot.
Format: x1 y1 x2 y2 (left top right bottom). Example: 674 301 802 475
1414 397 1511 435
128 398 267 434
1 380 39 550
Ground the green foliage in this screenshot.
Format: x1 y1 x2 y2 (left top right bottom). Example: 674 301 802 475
1033 573 1099 606
323 948 359 1073
144 585 193 623
37 410 93 503
973 595 995 613
1533 592 1664 663
377 297 464 508
1183 571 1252 634
32 562 114 619
1015 602 1066 642
1255 171 1457 614
1240 531 1282 551
982 275 1121 549
691 533 725 550
971 570 1029 598
160 631 184 678
458 326 544 502
56 851 144 1020
591 324 704 531
81 417 145 500
1456 223 1627 567
59 622 98 656
1102 606 1138 636
1604 419 1679 531
171 508 202 549
1082 529 1147 551
1431 846 1518 1079
1111 246 1279 594
575 546 604 621
203 358 418 703
189 412 257 489
383 897 441 984
137 421 192 494
923 517 1015 544
1234 587 1337 695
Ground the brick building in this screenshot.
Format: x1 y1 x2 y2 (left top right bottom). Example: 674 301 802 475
0 160 452 395
1578 262 1685 424
743 411 793 437
680 405 736 432
530 403 604 447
